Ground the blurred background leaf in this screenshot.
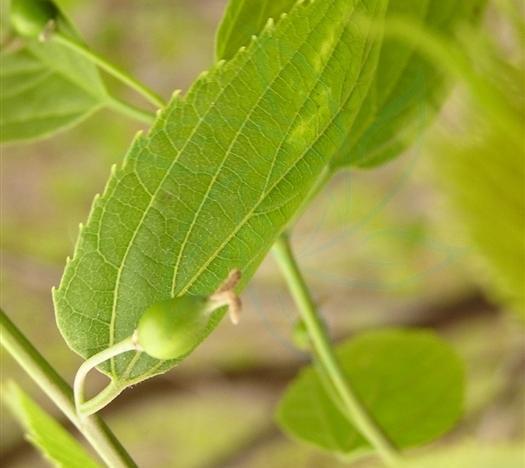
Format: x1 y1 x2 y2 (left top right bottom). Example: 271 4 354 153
428 10 525 318
276 329 464 455
3 381 101 467
400 441 525 468
331 0 487 169
1 0 109 143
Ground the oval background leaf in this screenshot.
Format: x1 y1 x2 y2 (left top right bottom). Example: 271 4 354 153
276 329 464 455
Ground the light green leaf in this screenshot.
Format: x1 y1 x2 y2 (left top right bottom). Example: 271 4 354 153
216 0 486 169
54 0 388 392
276 329 464 455
4 382 101 468
0 48 103 143
26 14 107 99
434 119 525 317
431 19 525 317
1 2 107 143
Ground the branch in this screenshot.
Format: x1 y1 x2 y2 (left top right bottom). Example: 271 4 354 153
272 234 401 466
0 308 137 468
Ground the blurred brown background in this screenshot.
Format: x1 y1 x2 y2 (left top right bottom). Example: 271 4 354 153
1 1 524 466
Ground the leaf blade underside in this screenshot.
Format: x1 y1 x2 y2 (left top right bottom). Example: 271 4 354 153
1 2 107 143
54 0 388 388
0 48 103 143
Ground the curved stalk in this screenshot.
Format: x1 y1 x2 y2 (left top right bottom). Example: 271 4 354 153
0 309 137 468
272 235 401 467
74 335 138 417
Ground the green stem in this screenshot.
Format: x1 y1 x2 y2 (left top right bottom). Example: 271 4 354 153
272 235 401 467
51 33 166 109
74 336 137 417
0 309 137 468
106 97 155 124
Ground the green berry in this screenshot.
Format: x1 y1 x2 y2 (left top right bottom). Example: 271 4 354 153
10 0 58 38
137 295 210 360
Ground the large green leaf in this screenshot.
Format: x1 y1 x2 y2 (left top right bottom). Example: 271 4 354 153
54 0 388 391
4 382 101 468
276 329 464 455
1 2 107 143
216 0 486 169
